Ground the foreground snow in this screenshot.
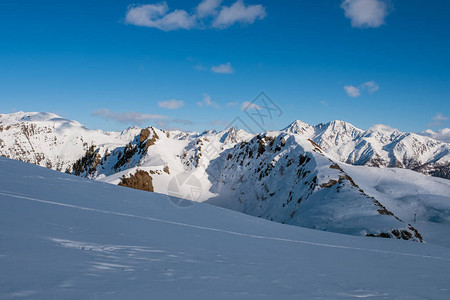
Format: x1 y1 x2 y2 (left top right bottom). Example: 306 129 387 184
341 164 450 247
1 157 450 299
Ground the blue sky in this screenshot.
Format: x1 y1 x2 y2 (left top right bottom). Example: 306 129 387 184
0 0 449 133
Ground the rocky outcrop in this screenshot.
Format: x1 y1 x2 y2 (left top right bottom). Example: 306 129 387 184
118 170 154 192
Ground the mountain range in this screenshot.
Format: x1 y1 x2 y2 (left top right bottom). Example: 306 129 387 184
283 120 450 179
1 111 449 244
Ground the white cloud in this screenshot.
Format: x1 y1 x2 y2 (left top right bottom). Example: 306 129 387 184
320 100 328 106
367 123 398 133
360 80 379 93
341 0 392 28
211 62 234 74
428 113 449 127
433 112 448 121
197 94 220 108
154 118 195 130
213 0 266 29
209 119 228 126
154 120 167 128
241 101 262 110
344 85 361 97
125 2 196 31
226 102 239 107
172 118 195 126
419 128 450 143
196 0 222 18
194 64 207 71
158 99 184 109
344 81 380 97
92 108 167 125
125 0 266 31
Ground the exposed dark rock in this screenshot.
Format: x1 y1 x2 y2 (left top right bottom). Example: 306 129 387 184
119 170 154 192
72 145 101 176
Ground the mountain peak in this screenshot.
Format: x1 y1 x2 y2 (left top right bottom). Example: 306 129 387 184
0 111 88 131
220 127 251 143
317 120 362 132
282 120 314 135
1 111 61 123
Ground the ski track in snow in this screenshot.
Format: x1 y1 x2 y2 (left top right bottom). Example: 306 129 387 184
1 190 449 262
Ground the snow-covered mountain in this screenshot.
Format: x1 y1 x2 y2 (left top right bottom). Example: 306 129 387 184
207 131 450 245
1 112 449 243
2 157 450 299
0 111 137 172
420 128 450 143
283 120 450 179
2 112 448 180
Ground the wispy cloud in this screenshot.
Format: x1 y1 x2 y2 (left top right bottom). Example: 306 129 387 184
142 118 196 130
209 119 228 126
344 85 361 97
125 3 196 31
196 0 222 18
226 102 239 108
92 108 167 125
172 119 195 126
241 101 262 110
341 0 392 28
344 81 379 97
125 0 266 31
192 61 234 74
194 64 207 71
211 62 234 74
158 99 184 109
197 94 220 108
428 113 448 127
320 100 328 106
154 120 167 128
360 80 379 93
212 0 266 29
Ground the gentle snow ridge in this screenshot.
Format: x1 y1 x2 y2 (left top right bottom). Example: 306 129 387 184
1 156 450 299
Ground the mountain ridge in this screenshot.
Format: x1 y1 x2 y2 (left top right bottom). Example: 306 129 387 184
283 119 450 179
1 112 449 243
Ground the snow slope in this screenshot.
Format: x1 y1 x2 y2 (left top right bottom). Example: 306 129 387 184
1 157 450 299
340 164 450 247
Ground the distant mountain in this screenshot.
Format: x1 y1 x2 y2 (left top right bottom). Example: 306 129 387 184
1 111 449 242
419 128 450 143
0 111 136 172
283 120 450 179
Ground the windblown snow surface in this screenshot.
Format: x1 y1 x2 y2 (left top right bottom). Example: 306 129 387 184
1 157 450 299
